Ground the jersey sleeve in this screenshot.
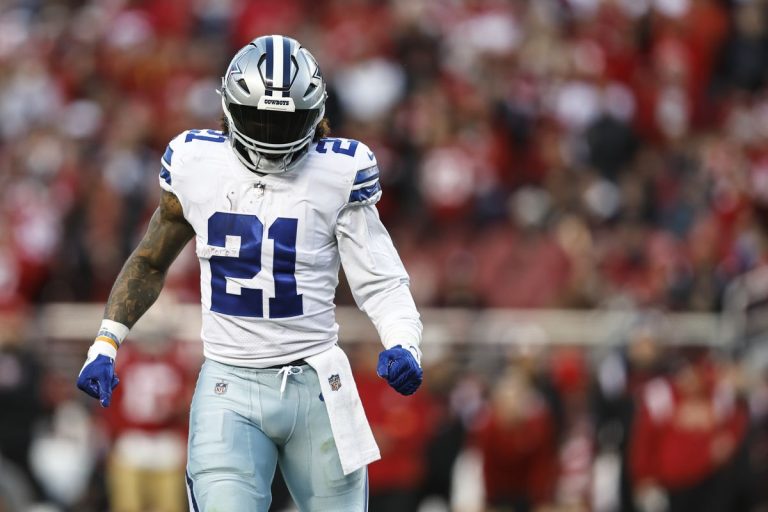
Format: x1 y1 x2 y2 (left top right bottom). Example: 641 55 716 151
335 145 422 349
346 142 382 207
158 132 187 194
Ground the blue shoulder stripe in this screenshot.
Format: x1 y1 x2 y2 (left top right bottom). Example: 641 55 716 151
349 181 381 203
159 167 171 186
162 146 174 167
354 165 379 185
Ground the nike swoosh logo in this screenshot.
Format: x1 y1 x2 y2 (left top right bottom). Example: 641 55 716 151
367 151 375 160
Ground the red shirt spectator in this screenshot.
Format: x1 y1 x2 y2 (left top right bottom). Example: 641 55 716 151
356 363 435 493
102 341 192 439
630 363 748 491
475 372 558 508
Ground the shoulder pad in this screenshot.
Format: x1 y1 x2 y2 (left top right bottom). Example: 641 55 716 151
158 129 228 192
314 138 381 206
311 137 382 206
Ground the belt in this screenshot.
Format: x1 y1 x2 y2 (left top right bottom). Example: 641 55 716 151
264 358 307 370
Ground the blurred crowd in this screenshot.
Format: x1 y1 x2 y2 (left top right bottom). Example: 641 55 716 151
2 311 768 511
2 0 768 311
3 0 768 511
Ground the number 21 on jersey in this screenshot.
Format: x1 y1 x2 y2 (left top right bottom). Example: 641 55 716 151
207 212 303 319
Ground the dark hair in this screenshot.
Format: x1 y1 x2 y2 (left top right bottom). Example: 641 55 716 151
314 117 331 140
220 116 331 141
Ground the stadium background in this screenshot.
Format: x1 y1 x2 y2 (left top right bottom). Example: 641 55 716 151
1 0 768 511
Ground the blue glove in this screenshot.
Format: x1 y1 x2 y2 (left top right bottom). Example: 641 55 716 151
377 345 422 395
77 343 120 407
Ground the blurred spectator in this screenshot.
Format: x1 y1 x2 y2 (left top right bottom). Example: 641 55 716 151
475 370 559 512
549 348 593 509
354 343 437 512
593 314 668 512
750 366 768 508
714 1 768 94
0 305 47 499
29 399 98 509
629 353 750 512
101 339 193 512
0 458 34 512
417 347 468 509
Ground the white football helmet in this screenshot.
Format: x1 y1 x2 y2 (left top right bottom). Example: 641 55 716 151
221 35 327 174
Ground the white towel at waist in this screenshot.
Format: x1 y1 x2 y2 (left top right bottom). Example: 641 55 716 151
305 344 380 475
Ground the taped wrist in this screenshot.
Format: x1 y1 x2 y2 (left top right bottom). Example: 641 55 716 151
94 319 129 352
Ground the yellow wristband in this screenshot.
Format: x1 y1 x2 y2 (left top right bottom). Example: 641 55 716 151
96 319 129 349
95 335 119 351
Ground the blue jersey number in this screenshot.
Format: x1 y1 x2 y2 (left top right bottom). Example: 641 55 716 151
316 138 359 157
208 212 303 318
185 129 227 144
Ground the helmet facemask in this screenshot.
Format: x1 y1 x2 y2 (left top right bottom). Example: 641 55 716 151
220 35 327 174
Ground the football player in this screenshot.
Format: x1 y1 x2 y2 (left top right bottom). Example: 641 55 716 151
77 35 423 511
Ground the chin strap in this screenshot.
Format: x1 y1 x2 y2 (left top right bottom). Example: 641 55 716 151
232 139 310 175
247 148 293 174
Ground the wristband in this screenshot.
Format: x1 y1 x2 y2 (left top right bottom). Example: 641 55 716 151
95 319 130 351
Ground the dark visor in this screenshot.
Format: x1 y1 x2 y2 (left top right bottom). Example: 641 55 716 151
228 103 319 145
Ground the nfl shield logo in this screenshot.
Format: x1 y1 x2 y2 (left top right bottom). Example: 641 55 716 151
328 374 342 391
214 381 228 395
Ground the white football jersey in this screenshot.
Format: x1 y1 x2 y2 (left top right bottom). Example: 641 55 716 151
159 129 421 367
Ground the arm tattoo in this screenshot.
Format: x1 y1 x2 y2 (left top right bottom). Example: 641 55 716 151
104 191 194 328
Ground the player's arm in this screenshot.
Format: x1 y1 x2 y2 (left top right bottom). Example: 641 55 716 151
104 190 194 326
77 190 194 407
335 170 423 395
